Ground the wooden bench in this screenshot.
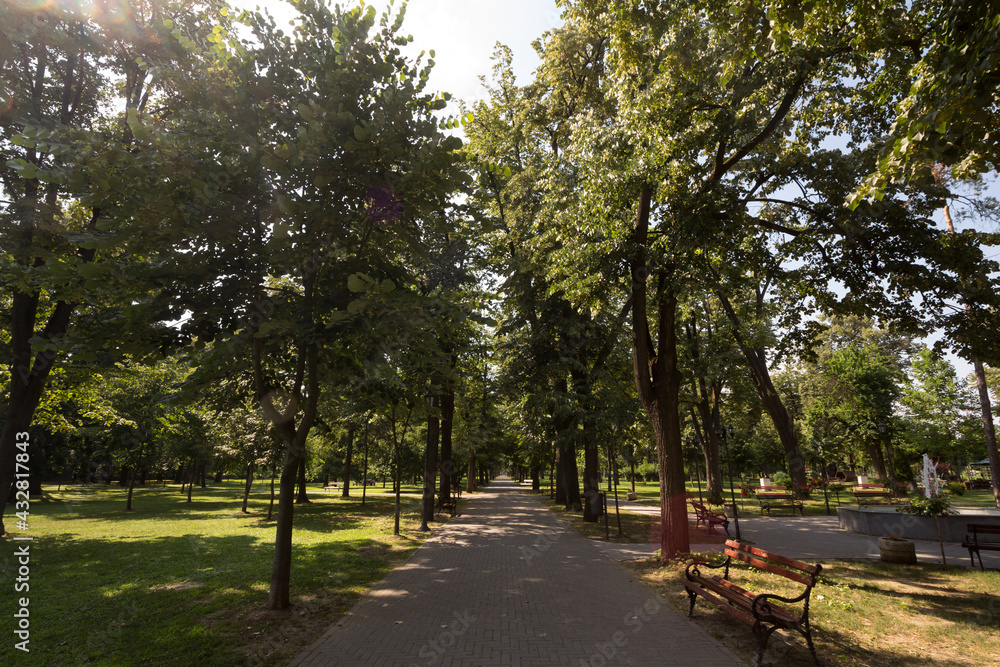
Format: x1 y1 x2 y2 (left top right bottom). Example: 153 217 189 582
322 482 341 490
756 486 804 516
853 483 892 506
438 499 457 517
684 539 822 667
962 523 1000 570
691 501 729 535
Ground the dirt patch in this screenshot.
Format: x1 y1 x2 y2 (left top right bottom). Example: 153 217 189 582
225 590 356 666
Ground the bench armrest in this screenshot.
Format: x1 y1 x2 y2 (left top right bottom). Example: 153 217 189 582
685 556 730 582
751 589 811 619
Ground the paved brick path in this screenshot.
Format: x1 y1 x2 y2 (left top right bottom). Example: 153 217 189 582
292 477 742 666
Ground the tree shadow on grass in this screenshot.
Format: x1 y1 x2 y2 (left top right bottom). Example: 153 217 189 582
2 531 417 666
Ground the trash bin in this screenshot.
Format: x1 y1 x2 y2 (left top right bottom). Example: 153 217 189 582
588 491 604 517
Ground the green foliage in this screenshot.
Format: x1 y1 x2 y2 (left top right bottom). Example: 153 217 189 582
854 0 1000 200
897 493 954 517
944 481 966 496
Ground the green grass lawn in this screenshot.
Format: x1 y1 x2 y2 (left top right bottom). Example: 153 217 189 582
607 479 999 516
0 481 448 666
628 555 1000 666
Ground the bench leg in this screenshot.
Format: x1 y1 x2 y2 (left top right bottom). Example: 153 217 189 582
685 588 698 618
751 624 778 667
805 625 820 664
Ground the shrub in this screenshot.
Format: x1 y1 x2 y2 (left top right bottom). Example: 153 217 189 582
637 462 659 482
771 471 791 486
945 481 965 496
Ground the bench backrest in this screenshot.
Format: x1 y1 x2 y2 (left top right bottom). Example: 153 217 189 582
968 524 1000 538
759 486 787 491
855 483 885 489
724 539 821 587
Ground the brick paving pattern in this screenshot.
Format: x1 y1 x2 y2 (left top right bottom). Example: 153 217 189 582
292 476 743 666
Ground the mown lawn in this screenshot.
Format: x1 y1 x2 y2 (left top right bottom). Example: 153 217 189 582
627 555 1000 666
619 480 999 516
0 481 449 666
534 480 1000 665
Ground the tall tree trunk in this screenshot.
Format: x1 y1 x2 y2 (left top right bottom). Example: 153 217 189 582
974 361 1000 508
715 291 808 488
942 201 1000 508
868 441 888 481
186 461 195 503
126 467 138 511
438 380 455 503
582 427 601 522
466 456 476 494
531 466 540 492
295 454 310 504
342 425 355 498
267 461 277 521
242 461 255 513
0 271 85 536
555 446 566 504
269 432 301 609
361 421 369 507
630 187 690 558
554 379 582 511
422 396 440 525
691 403 725 504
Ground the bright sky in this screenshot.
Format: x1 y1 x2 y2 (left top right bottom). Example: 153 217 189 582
234 0 563 102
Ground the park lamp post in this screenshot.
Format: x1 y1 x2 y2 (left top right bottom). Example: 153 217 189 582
718 422 742 541
878 422 897 493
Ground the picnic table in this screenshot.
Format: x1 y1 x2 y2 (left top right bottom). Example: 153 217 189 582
756 486 804 516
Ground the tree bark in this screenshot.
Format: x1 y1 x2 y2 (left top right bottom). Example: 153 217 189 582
973 361 1000 508
868 441 888 481
438 379 455 503
267 461 277 521
242 461 255 513
942 201 999 508
422 396 440 525
630 186 690 558
126 467 138 511
466 456 476 494
295 454 310 504
342 425 355 498
269 429 301 609
715 291 808 487
555 446 566 504
692 403 725 504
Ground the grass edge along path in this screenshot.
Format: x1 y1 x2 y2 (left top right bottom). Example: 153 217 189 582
534 484 1000 666
0 482 457 666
